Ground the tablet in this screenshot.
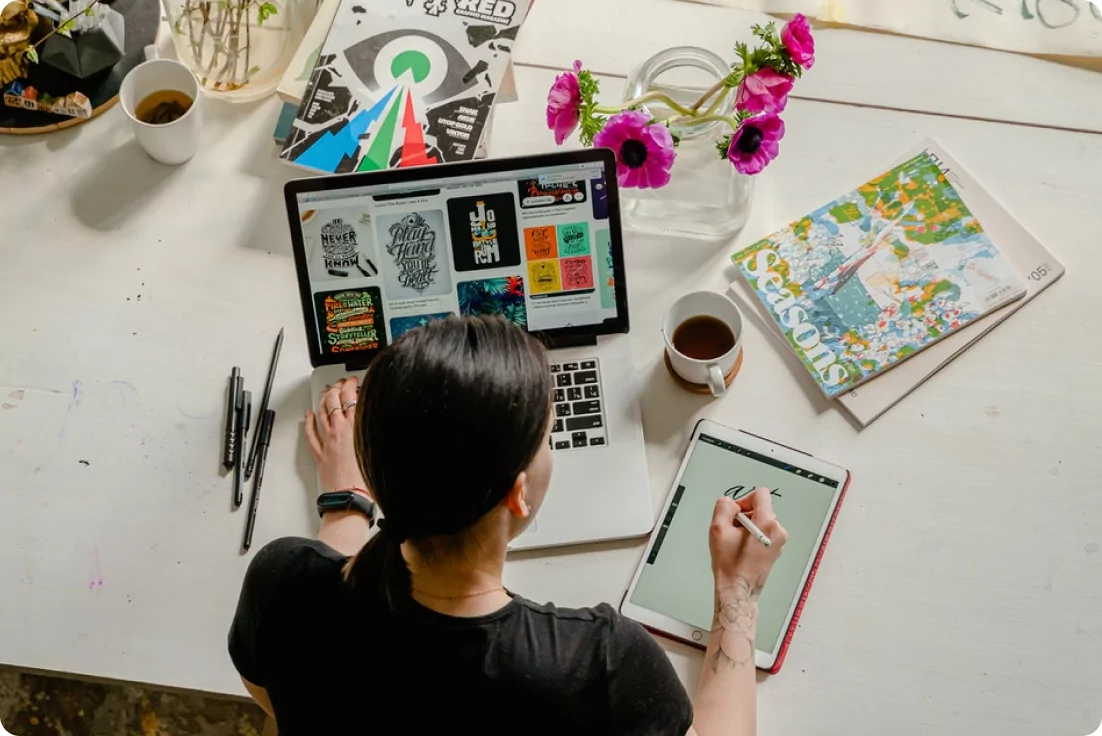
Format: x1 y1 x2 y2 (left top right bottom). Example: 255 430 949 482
621 421 850 673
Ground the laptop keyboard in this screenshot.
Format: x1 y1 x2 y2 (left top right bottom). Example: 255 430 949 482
548 359 607 451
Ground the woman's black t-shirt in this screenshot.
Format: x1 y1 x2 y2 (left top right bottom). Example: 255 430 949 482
228 538 694 735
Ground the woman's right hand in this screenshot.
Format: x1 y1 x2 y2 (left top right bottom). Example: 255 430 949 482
708 488 787 594
305 377 369 495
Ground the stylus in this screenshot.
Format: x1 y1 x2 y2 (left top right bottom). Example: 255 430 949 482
242 410 275 553
736 512 772 547
245 328 284 480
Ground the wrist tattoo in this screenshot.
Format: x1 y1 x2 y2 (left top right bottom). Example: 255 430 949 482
710 576 760 673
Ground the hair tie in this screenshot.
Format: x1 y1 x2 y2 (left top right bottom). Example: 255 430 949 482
377 518 408 544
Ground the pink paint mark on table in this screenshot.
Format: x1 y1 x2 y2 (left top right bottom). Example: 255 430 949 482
88 547 104 591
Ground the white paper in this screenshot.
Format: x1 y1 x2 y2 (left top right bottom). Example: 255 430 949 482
683 0 1102 59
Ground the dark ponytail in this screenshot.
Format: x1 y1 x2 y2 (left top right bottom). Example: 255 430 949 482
343 316 551 610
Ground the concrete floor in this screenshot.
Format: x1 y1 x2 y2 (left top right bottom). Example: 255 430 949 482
0 668 267 736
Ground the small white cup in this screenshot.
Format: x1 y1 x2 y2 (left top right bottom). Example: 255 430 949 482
119 59 201 165
663 291 744 397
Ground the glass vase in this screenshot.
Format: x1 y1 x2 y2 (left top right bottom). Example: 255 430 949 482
620 46 753 241
162 0 305 102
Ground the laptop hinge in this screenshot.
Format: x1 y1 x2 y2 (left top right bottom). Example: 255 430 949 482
344 360 371 372
540 333 598 350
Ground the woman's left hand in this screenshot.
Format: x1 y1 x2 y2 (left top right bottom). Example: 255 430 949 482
305 377 369 495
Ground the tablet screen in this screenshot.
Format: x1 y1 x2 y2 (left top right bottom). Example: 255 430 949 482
629 433 840 653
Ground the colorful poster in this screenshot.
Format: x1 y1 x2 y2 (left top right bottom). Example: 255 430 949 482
595 228 615 309
302 210 379 281
517 177 587 209
528 260 562 294
560 257 595 291
557 223 591 256
733 150 1026 397
377 210 452 299
390 311 452 339
524 225 558 260
457 275 527 328
446 193 521 271
314 287 387 357
280 0 531 174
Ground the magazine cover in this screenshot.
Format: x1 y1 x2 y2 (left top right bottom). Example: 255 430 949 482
733 150 1027 398
280 0 530 173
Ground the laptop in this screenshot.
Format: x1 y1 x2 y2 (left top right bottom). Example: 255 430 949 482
283 149 654 550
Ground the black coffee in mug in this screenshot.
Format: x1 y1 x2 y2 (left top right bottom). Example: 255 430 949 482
672 315 736 360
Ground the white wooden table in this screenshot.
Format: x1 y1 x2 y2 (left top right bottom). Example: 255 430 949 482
2 2 1101 733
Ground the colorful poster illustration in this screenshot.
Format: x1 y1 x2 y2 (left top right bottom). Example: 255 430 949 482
390 311 453 339
314 287 387 357
556 223 591 256
302 211 379 282
517 177 587 209
524 225 558 260
280 0 531 174
528 260 562 294
446 193 521 271
733 150 1026 397
595 228 615 309
377 210 452 299
559 257 595 291
590 176 609 220
457 275 527 328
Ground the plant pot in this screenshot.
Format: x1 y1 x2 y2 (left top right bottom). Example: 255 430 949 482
620 46 754 241
37 5 124 87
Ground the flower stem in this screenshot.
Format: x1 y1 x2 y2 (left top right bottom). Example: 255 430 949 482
594 90 696 118
689 80 727 113
668 113 742 131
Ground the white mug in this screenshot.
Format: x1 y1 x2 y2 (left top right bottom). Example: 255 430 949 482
662 291 744 397
119 59 201 165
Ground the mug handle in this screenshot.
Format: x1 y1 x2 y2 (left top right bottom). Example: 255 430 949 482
706 364 726 397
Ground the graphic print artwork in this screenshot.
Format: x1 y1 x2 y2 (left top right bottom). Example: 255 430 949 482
319 218 379 277
457 276 527 328
390 311 453 339
303 212 379 282
447 193 521 272
314 287 388 357
280 0 530 174
377 210 452 299
734 150 1025 397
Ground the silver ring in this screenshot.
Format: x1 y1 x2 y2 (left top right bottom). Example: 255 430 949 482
342 400 358 411
326 405 342 417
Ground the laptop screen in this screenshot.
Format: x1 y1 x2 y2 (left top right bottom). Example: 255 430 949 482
286 151 628 368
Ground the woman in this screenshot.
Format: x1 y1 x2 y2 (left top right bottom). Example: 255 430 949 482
229 316 787 735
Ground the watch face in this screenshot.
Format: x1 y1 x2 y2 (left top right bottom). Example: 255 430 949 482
318 492 352 512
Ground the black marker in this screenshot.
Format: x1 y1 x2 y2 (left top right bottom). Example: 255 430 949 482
222 367 241 469
242 409 275 552
233 389 251 508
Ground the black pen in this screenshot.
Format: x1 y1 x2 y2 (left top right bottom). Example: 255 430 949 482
242 409 275 552
245 328 284 480
222 367 241 469
233 389 251 508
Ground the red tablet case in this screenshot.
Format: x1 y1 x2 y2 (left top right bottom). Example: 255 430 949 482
625 430 851 675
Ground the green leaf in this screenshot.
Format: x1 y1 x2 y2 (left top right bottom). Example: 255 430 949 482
24 47 39 64
247 64 260 77
82 4 96 15
715 133 733 159
257 1 278 25
57 18 76 37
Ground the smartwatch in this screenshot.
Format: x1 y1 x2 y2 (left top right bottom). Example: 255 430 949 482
317 490 376 526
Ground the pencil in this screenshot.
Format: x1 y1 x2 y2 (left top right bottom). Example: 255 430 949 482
736 512 772 547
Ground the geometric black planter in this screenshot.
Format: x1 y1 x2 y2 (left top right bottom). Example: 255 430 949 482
36 6 125 89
